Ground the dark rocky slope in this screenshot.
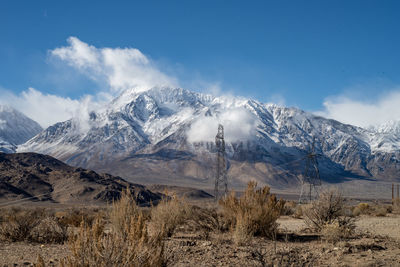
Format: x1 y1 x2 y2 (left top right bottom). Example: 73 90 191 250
0 152 161 205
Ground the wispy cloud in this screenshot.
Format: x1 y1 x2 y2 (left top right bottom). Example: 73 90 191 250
187 106 259 142
316 89 400 128
51 37 179 93
0 87 81 127
0 86 113 129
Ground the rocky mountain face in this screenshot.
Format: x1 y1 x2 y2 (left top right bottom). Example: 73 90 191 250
0 152 161 204
17 87 400 190
0 105 42 153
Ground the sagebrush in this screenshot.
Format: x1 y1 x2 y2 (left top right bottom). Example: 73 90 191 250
56 208 97 227
303 188 355 242
0 207 68 243
352 203 370 216
320 217 355 243
61 189 165 267
30 217 68 243
219 181 285 244
149 194 189 238
281 201 297 216
303 188 346 231
184 205 229 239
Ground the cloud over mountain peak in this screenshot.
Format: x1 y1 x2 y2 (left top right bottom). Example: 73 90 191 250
51 37 179 93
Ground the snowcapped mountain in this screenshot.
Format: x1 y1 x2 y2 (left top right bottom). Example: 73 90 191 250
0 105 42 153
18 87 400 189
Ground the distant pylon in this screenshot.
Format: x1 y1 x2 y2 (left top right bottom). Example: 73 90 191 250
215 124 228 200
299 136 321 203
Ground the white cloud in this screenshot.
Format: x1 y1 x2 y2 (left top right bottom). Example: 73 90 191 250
51 37 178 93
0 87 108 129
0 37 181 129
267 94 286 106
187 107 259 142
316 89 400 128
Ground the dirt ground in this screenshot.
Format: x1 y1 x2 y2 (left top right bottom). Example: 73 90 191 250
0 214 399 267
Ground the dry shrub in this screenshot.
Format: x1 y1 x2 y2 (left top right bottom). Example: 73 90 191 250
321 217 355 243
149 195 189 238
30 217 68 243
185 206 229 239
304 188 345 231
61 189 164 267
219 181 285 244
352 203 389 217
56 208 96 228
110 189 142 235
281 201 297 216
352 203 370 216
371 205 389 217
304 188 355 241
35 254 46 267
0 207 45 242
293 204 305 219
0 207 67 244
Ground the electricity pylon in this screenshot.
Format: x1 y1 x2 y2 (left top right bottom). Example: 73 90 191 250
215 124 228 200
299 136 321 203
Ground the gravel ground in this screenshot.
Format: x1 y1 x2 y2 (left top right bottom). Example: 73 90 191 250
354 214 400 241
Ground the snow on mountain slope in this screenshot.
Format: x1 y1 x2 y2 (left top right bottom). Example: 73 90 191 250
0 137 16 153
0 105 42 153
366 121 400 152
17 87 400 188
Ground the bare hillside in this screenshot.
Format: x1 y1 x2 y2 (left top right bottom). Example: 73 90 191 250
0 152 161 205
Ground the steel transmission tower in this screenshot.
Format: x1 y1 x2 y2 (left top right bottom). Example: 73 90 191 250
215 124 228 200
299 137 321 203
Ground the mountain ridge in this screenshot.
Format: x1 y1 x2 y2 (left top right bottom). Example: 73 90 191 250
17 87 400 189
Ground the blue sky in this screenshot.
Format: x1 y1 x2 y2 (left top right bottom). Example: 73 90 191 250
1 1 400 127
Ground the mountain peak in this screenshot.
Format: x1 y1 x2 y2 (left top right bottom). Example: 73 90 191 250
0 105 42 153
110 86 214 111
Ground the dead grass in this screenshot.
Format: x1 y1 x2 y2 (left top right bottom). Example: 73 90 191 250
219 181 285 244
61 189 165 267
